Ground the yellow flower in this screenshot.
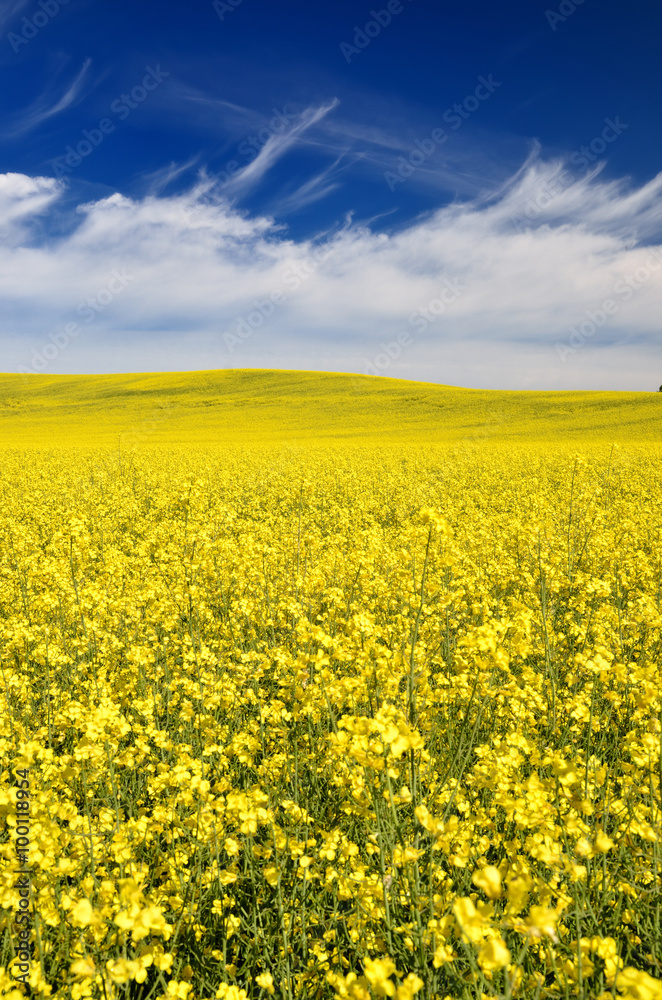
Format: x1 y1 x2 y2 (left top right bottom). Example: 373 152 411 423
453 897 487 943
153 951 174 972
612 967 662 999
164 981 193 1000
263 864 280 886
5 394 662 1000
106 958 146 985
363 957 398 997
478 936 511 972
394 974 423 1000
70 899 99 928
217 870 238 886
216 986 249 1000
419 508 450 534
594 829 616 853
472 865 502 900
524 906 560 942
327 970 371 1000
69 958 96 979
506 875 531 914
256 972 275 995
433 942 455 968
114 903 172 942
575 837 592 857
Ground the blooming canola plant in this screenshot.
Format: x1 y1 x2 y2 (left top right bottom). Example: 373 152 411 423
0 370 660 999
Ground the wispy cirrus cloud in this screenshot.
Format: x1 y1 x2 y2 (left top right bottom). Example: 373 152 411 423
1 58 92 139
269 152 356 216
489 153 662 240
148 77 297 145
221 100 340 198
141 156 203 197
143 82 512 211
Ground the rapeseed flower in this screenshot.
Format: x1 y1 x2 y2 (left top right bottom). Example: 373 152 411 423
0 439 660 999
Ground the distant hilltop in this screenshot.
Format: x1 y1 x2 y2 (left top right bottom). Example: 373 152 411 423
1 369 660 448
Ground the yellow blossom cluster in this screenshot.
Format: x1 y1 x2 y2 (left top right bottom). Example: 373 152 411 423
0 439 660 999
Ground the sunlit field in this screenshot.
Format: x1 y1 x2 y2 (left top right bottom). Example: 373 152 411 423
0 371 660 1000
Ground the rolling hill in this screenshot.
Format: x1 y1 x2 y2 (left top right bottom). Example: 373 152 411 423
0 369 660 447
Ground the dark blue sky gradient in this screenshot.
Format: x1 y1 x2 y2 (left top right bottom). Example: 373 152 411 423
1 0 660 239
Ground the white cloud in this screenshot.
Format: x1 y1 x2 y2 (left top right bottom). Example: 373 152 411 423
0 172 60 244
1 155 661 389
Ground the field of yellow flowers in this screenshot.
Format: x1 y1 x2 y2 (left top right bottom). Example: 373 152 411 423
0 372 660 1000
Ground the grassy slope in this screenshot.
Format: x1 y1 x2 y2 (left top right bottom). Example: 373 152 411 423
0 369 660 447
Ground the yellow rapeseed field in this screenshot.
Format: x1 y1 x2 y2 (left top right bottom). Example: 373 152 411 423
0 371 660 1000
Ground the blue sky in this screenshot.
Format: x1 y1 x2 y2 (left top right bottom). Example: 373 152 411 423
1 0 661 388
